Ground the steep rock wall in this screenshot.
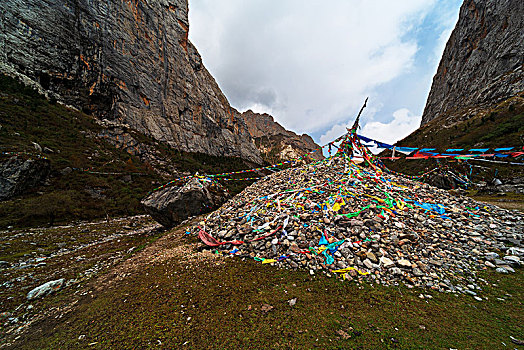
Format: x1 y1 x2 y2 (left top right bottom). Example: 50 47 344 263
0 0 262 163
240 110 324 161
421 0 523 125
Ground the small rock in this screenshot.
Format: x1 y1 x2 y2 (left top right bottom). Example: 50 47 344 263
380 257 395 268
363 259 373 269
366 252 377 263
397 259 412 268
390 267 402 275
27 279 65 300
412 268 424 277
503 255 520 265
261 304 274 312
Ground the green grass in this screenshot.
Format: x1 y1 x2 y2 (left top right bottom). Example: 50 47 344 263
11 240 523 350
0 74 264 228
384 95 524 182
2 215 521 350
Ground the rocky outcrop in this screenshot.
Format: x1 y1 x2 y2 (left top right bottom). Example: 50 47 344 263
421 0 524 125
240 110 324 161
0 156 50 201
0 0 262 163
141 177 230 228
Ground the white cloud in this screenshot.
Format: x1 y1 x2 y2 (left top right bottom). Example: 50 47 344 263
189 0 437 135
320 108 421 150
319 123 349 146
361 108 421 144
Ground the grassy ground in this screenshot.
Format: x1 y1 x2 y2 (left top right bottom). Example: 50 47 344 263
4 219 522 350
0 216 164 323
0 74 261 229
384 95 524 181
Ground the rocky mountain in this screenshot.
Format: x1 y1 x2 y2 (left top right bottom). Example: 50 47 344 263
240 110 323 162
0 0 264 163
421 0 524 125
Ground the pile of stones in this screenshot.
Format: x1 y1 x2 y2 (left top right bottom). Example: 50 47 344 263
189 156 523 296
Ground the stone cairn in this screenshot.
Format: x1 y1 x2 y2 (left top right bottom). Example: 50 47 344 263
188 127 523 298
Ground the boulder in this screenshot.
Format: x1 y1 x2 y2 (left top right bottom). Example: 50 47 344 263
425 173 460 190
141 177 230 228
0 156 50 201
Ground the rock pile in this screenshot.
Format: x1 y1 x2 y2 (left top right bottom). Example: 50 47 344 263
189 156 523 296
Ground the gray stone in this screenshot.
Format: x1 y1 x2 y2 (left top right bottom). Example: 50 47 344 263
390 267 402 275
0 156 50 201
412 268 424 277
366 252 378 263
27 279 64 300
503 255 520 265
141 177 230 228
485 261 496 268
380 256 395 268
363 259 373 269
421 0 524 125
397 259 412 268
507 247 524 257
485 252 499 260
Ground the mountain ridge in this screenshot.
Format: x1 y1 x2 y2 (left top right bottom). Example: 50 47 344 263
421 0 524 125
0 0 321 165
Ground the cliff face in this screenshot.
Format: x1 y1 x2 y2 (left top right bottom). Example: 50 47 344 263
0 0 262 163
240 110 323 161
421 0 524 125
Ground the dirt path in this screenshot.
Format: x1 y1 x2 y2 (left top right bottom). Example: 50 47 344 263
92 218 221 293
1 216 215 348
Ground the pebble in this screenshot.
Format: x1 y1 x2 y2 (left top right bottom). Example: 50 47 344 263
397 259 412 269
363 259 373 269
380 257 395 268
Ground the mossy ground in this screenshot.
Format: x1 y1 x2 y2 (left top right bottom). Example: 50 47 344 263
384 95 524 181
467 192 524 212
5 219 523 350
0 216 163 321
0 74 262 229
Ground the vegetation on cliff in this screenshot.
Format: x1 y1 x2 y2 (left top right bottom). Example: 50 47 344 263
0 75 259 228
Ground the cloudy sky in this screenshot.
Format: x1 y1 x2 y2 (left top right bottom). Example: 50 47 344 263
188 0 462 146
